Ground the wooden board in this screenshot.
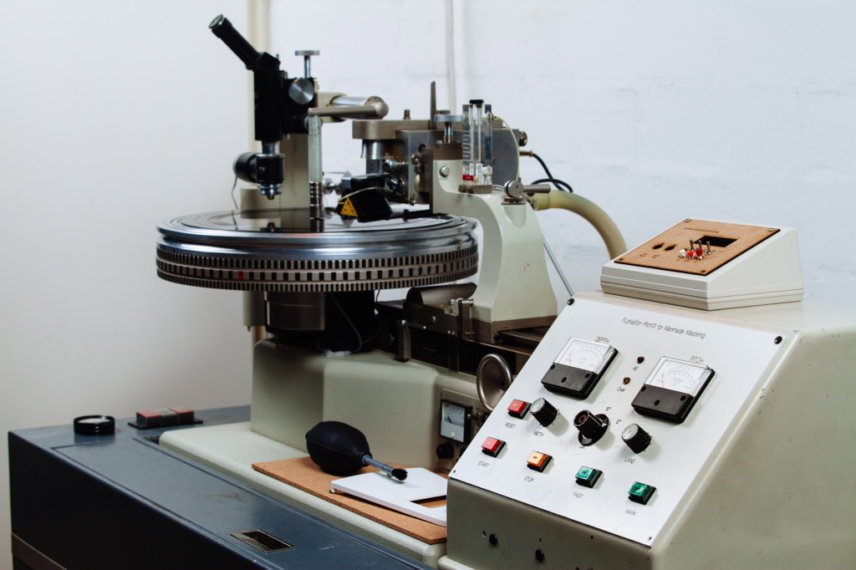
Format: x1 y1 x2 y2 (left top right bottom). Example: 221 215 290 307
615 219 779 276
253 457 447 545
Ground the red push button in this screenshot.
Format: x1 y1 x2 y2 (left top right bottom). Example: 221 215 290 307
481 437 505 457
526 451 552 472
133 407 197 429
507 399 530 418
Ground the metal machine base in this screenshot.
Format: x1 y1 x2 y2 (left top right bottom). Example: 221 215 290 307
8 407 426 570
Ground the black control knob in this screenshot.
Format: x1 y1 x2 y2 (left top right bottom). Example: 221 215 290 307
574 409 609 446
621 423 652 454
436 442 455 460
530 397 558 427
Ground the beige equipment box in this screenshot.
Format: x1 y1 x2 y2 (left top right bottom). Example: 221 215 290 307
443 221 856 570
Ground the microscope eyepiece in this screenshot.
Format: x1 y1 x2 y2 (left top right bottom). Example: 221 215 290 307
209 14 260 70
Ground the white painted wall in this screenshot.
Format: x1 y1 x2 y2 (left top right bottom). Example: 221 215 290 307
0 1 252 568
270 0 856 296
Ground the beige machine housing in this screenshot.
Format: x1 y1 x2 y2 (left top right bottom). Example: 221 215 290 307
444 292 856 569
443 222 854 569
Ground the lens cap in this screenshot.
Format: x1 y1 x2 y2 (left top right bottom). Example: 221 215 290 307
73 415 116 436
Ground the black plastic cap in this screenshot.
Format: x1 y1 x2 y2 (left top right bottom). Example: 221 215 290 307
73 415 115 436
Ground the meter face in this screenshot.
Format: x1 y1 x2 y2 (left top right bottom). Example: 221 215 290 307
644 357 712 397
440 400 468 443
556 338 614 373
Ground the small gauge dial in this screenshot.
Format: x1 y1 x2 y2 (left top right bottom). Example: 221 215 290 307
542 337 618 399
440 400 469 443
632 357 715 423
645 358 712 397
557 338 615 373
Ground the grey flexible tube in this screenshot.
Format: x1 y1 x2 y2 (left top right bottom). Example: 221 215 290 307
531 191 628 259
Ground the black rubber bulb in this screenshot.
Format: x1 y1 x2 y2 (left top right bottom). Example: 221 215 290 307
306 421 370 475
305 421 407 480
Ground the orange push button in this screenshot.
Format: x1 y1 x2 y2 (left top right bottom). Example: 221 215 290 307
526 451 552 472
507 399 530 418
481 437 505 457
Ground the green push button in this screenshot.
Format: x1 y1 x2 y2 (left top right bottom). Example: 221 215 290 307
574 466 602 488
628 482 656 505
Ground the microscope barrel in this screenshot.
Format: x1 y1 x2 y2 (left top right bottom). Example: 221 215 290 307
209 14 260 70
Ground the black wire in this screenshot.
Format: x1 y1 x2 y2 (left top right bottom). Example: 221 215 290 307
528 151 555 179
526 152 574 193
328 293 364 353
532 177 574 194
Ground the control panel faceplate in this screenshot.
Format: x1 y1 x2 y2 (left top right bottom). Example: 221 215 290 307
451 295 790 546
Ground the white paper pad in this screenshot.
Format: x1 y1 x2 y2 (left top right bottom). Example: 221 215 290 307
331 468 447 526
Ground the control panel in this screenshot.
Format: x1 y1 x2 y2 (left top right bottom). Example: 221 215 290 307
450 294 789 547
601 219 804 310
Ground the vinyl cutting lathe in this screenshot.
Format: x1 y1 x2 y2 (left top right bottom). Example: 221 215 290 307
9 14 856 570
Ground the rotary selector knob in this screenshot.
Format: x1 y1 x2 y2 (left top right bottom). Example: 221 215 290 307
574 409 609 446
621 423 652 453
530 397 558 427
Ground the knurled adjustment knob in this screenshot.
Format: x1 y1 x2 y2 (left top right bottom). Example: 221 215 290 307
295 49 320 78
621 423 652 454
574 409 609 446
530 397 558 427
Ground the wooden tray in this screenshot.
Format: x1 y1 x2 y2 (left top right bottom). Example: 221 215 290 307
253 457 447 544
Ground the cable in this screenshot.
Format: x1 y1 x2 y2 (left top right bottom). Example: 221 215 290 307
329 293 364 353
542 238 575 300
528 151 555 180
525 152 574 193
336 187 387 206
532 177 574 194
229 175 239 229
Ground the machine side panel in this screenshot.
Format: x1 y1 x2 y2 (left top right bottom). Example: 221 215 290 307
444 480 653 570
324 357 442 467
450 297 790 546
251 342 480 469
656 327 856 569
251 341 325 449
